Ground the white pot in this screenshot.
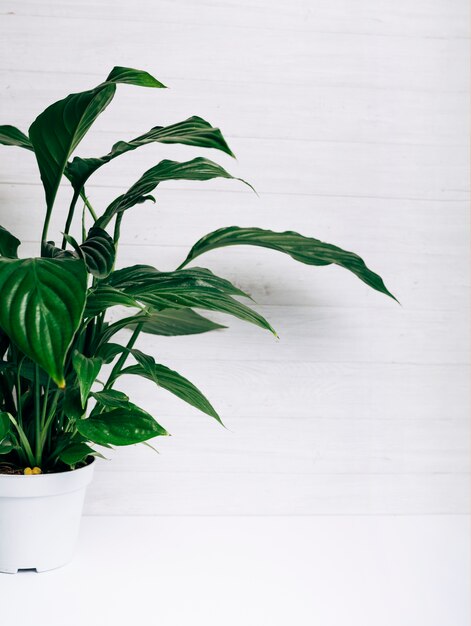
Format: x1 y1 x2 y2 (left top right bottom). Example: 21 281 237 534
0 459 94 573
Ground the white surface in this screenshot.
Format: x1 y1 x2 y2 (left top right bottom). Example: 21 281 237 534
0 0 469 515
0 515 469 625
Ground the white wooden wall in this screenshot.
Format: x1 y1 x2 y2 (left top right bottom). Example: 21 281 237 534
0 0 469 515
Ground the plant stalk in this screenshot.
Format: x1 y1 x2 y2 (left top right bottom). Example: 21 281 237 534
80 191 98 221
34 364 41 464
61 188 81 248
103 322 143 390
39 389 61 450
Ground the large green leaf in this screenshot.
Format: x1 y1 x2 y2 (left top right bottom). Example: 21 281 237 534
0 257 87 387
72 351 102 407
0 125 33 150
87 265 247 316
66 116 234 192
85 285 146 317
92 266 275 335
96 157 254 228
0 225 20 258
28 66 165 216
106 66 166 88
130 308 226 336
107 265 249 298
118 349 221 423
76 403 168 446
65 227 116 278
179 226 397 301
29 83 117 215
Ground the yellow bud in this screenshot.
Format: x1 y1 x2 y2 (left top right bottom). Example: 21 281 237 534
32 467 42 475
23 467 33 475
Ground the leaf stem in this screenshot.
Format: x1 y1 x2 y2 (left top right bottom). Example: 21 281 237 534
40 211 52 253
40 377 51 428
34 364 41 464
61 188 81 248
15 357 24 429
39 389 61 450
103 322 143 390
111 212 123 272
80 191 98 221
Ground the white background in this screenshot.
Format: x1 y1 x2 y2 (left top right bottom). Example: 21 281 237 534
0 1 469 623
0 1 469 515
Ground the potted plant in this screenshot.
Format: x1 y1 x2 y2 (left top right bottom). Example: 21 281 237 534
0 66 396 573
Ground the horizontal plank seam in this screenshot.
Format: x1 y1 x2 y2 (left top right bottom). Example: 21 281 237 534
94 469 471 476
1 181 468 203
81 512 471 518
48 127 470 149
0 67 468 95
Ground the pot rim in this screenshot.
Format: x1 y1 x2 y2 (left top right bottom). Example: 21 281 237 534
0 455 96 479
0 457 96 498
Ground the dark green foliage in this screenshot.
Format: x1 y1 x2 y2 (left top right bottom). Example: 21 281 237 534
0 66 395 472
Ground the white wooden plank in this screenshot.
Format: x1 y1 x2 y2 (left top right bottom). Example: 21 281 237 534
0 69 467 146
2 135 468 201
90 416 469 475
102 305 468 365
85 469 469 514
105 361 470 421
7 194 468 313
3 0 469 38
5 188 466 251
0 13 467 92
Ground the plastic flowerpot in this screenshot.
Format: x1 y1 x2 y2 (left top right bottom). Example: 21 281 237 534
0 458 94 573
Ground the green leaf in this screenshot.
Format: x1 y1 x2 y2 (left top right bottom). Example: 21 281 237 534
0 439 14 455
96 157 254 228
179 226 397 301
72 351 102 407
66 116 234 192
91 389 130 409
42 241 75 259
121 350 221 423
0 225 20 258
0 411 10 441
107 265 249 298
0 125 33 150
97 266 275 335
76 403 168 446
96 315 147 348
59 442 95 466
0 257 87 387
96 342 127 364
65 227 116 278
15 358 50 386
63 386 86 420
27 66 164 213
29 83 117 215
85 285 146 317
131 308 226 336
106 66 166 88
